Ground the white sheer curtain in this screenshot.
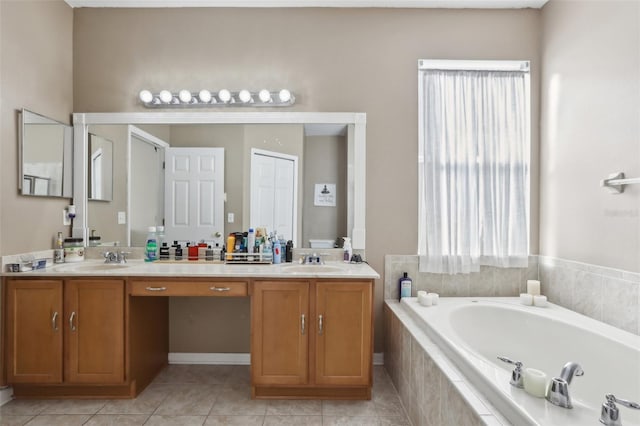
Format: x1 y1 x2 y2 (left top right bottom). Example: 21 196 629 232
418 67 530 274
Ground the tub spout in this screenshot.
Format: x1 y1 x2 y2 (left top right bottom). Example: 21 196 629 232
559 362 584 384
546 362 584 409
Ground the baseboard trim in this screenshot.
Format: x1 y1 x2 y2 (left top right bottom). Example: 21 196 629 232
168 353 251 365
373 352 384 366
169 352 385 366
0 387 13 406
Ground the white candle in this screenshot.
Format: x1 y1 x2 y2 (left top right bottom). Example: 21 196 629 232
523 368 548 398
418 293 432 306
533 295 548 307
417 290 427 298
527 280 541 296
520 293 533 306
427 293 439 305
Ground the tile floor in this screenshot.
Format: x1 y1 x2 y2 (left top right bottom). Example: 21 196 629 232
0 365 410 426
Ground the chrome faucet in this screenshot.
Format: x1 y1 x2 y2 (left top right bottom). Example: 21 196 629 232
103 250 129 264
302 253 323 265
497 356 524 388
546 362 584 408
600 394 640 426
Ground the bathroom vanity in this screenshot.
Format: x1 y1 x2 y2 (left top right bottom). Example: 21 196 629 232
1 261 378 400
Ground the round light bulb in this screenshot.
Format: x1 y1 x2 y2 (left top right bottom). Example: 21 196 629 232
278 89 291 103
198 89 212 103
139 89 153 103
258 89 272 103
218 89 231 103
159 90 173 104
178 90 192 103
239 89 252 103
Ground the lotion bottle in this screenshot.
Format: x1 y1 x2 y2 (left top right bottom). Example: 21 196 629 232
399 272 412 300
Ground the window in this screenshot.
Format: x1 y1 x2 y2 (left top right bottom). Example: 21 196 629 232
418 60 530 274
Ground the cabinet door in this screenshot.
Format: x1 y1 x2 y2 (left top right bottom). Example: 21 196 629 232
251 281 309 385
6 280 63 383
315 281 372 386
65 280 125 383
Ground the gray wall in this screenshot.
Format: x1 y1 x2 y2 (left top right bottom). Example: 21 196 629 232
540 0 640 273
302 135 348 246
72 7 542 352
0 0 73 255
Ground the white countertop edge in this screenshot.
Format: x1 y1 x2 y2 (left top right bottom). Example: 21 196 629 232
2 260 380 279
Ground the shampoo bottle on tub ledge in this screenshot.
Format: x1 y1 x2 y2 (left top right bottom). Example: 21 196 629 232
399 272 412 300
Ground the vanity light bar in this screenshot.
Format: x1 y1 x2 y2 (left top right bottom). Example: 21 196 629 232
138 89 295 108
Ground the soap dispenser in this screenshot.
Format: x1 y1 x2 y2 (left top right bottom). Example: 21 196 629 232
343 237 352 262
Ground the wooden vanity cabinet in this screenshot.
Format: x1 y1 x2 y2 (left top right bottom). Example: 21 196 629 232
5 278 125 389
6 279 63 383
251 279 373 399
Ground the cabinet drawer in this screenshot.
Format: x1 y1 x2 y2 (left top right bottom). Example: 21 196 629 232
130 280 248 297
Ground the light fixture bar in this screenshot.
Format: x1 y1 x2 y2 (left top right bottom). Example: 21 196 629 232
139 89 295 108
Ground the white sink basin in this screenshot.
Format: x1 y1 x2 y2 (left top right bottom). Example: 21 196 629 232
280 264 346 273
54 262 134 273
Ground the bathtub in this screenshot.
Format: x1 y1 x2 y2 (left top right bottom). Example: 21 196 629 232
400 297 640 426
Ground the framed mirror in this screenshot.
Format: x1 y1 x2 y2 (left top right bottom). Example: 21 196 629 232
19 109 73 198
88 133 113 201
72 112 367 250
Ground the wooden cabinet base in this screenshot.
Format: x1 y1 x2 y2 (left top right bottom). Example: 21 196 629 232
11 381 137 399
252 386 371 400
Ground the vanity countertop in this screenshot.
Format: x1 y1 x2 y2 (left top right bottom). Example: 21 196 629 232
3 260 380 279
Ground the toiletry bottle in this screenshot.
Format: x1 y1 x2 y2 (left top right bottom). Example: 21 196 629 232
205 245 214 261
263 237 272 262
188 242 199 261
343 237 353 263
156 226 165 248
145 226 158 262
285 240 293 262
175 244 183 260
247 228 256 254
273 239 282 264
399 272 413 300
226 234 235 261
159 242 170 260
54 231 65 263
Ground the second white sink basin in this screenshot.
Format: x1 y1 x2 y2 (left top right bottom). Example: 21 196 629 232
280 265 346 273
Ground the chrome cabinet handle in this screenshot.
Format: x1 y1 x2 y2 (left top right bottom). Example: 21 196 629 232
52 311 59 331
210 287 231 292
145 286 167 291
301 314 306 335
318 314 324 335
69 311 77 331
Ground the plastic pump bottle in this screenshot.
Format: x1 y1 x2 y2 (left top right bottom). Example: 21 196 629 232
145 226 158 262
273 239 282 264
343 237 353 263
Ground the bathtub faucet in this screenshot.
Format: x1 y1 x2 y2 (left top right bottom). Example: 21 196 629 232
600 394 640 426
546 362 584 409
497 356 524 388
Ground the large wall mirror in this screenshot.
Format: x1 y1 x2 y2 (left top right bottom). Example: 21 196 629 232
19 109 73 198
72 112 366 250
88 133 114 201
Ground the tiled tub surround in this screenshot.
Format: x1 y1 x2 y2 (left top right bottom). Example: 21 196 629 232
538 256 640 335
384 255 538 301
384 301 508 426
384 255 640 336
